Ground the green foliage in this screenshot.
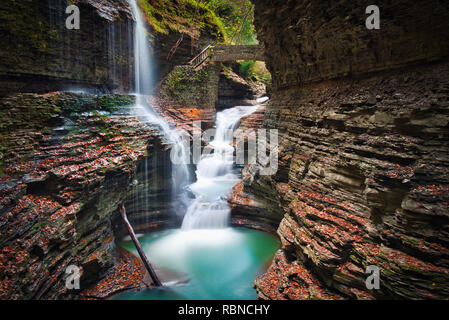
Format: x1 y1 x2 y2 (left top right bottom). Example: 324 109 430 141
239 60 255 78
206 0 256 44
138 0 255 44
261 70 272 85
239 60 271 85
95 95 135 110
166 69 188 91
138 0 227 41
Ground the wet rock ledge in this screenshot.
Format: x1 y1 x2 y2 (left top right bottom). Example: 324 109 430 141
0 92 165 299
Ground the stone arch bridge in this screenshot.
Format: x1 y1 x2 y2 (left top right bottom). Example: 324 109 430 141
189 44 264 69
162 44 266 110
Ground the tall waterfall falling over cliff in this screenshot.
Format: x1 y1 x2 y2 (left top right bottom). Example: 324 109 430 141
182 106 258 229
127 0 190 208
128 0 153 95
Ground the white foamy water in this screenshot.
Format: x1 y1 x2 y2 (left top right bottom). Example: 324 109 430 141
128 0 190 197
116 227 279 299
182 105 258 229
256 96 269 104
128 0 152 96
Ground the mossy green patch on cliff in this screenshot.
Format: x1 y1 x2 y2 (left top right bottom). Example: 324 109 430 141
165 66 209 97
0 93 135 168
138 0 226 41
0 93 135 132
207 0 255 44
138 0 255 44
60 94 136 116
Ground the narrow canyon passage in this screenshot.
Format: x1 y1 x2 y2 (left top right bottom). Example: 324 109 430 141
116 103 279 300
122 3 278 300
1 0 449 303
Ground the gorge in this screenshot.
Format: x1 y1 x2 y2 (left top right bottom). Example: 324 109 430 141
1 0 449 301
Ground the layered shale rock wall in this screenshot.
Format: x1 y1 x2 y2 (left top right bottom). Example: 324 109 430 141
153 64 220 136
114 135 175 235
243 0 449 299
257 0 449 90
217 67 256 110
0 92 167 299
0 0 221 97
0 0 135 96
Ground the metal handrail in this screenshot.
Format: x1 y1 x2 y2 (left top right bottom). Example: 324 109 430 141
189 44 212 68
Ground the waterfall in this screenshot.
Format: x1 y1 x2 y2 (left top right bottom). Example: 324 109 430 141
182 105 258 229
127 0 190 210
128 0 152 95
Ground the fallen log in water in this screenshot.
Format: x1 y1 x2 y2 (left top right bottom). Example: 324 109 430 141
119 204 163 287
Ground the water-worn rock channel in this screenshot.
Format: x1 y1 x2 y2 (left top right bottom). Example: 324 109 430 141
1 0 449 301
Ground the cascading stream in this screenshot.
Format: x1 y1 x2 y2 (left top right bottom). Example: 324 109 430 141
128 0 263 231
182 105 258 229
127 0 190 203
116 2 279 299
115 103 279 300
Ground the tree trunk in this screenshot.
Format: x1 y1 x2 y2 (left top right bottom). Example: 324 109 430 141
120 205 163 287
